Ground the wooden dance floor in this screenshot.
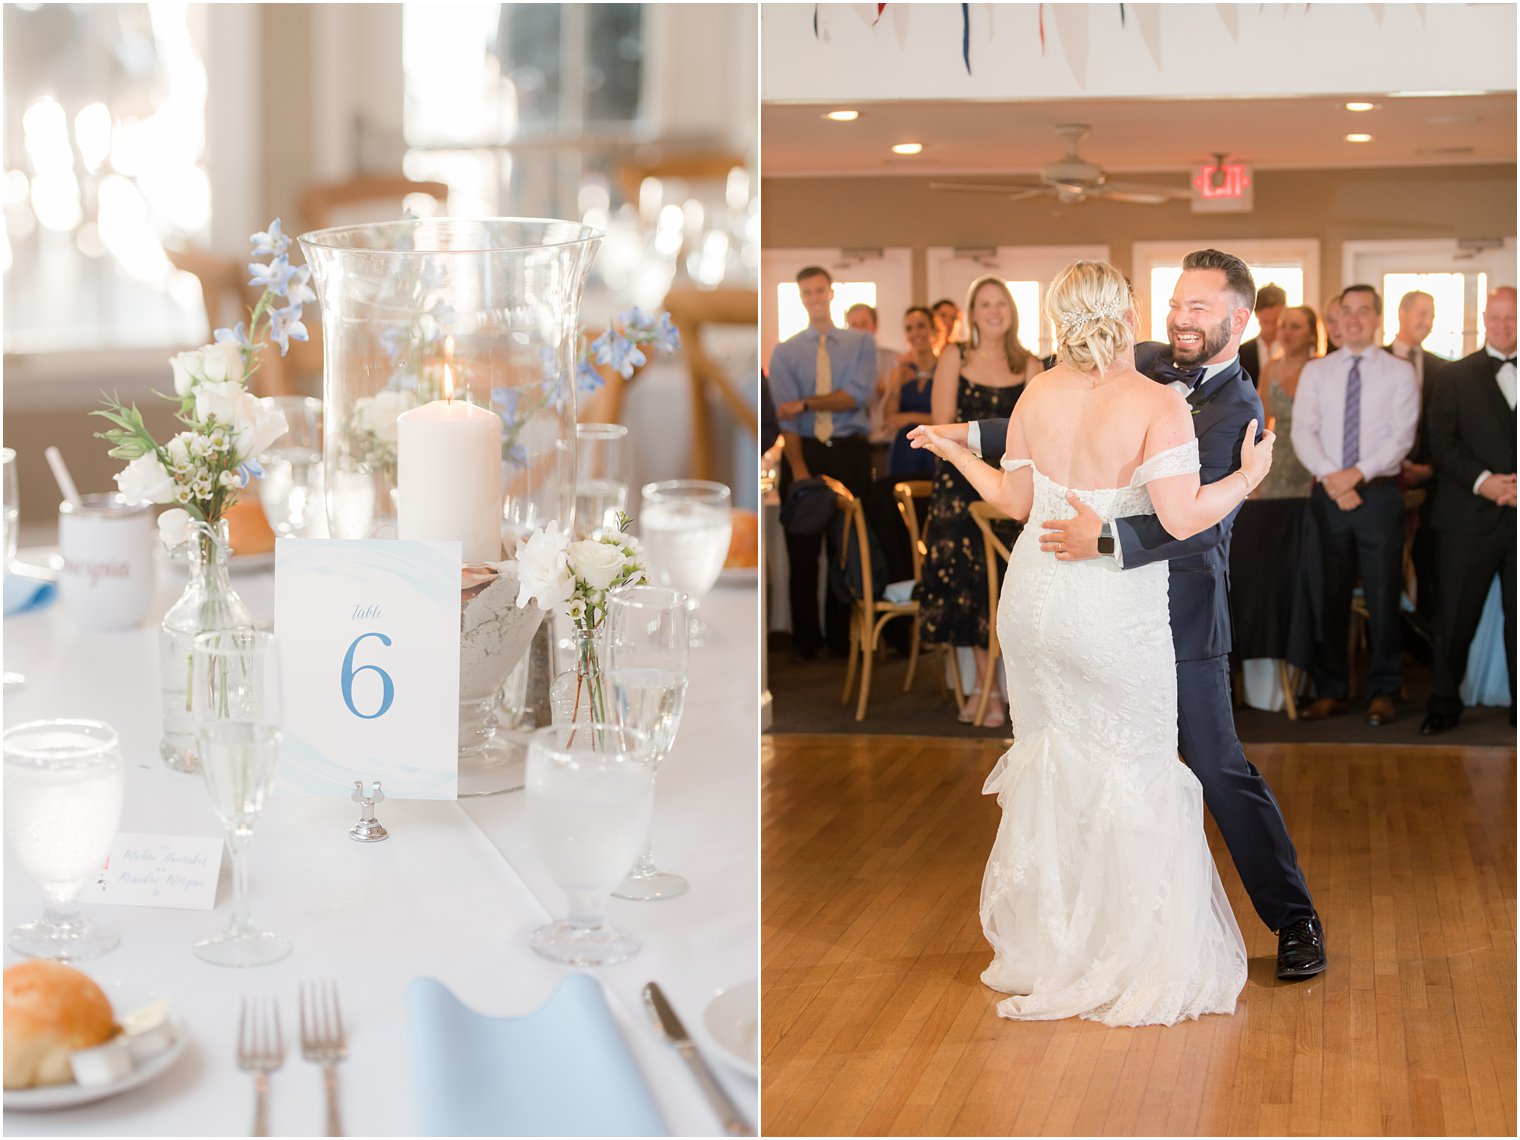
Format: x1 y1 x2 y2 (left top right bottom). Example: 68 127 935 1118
762 734 1516 1137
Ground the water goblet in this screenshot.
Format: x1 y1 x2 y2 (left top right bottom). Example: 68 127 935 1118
257 396 324 537
574 423 630 540
639 480 732 646
191 629 292 967
526 723 654 966
3 719 125 960
606 586 690 901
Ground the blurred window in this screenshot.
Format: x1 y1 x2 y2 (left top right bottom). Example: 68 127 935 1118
1381 272 1470 360
774 282 877 343
2 3 209 353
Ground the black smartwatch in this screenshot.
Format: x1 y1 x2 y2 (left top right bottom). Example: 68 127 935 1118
1097 522 1115 557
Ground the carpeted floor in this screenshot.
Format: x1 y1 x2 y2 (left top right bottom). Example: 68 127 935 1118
767 633 1517 748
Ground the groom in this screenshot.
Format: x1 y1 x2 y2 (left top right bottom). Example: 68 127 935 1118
954 249 1325 981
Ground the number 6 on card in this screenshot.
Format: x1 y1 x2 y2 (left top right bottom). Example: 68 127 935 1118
275 539 461 799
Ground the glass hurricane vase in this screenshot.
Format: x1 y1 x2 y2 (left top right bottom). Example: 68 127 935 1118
159 523 253 773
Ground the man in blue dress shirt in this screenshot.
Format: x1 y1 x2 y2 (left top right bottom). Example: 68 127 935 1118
769 266 877 660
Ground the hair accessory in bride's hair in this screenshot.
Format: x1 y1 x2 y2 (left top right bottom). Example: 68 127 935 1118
1056 301 1129 335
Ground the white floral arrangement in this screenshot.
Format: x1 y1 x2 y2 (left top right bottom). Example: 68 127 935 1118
514 513 646 723
347 389 420 473
93 218 306 545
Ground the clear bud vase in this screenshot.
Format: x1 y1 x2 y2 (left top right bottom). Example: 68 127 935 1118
158 522 252 772
550 625 609 726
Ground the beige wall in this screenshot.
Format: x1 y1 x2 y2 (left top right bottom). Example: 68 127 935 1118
762 164 1518 300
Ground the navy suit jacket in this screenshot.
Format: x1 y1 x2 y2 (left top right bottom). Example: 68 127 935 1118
976 341 1264 662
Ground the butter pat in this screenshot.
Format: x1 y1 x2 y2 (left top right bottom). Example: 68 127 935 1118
69 1037 132 1087
120 1000 176 1063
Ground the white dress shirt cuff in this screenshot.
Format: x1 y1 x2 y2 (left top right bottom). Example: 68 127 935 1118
1475 470 1493 495
968 422 983 458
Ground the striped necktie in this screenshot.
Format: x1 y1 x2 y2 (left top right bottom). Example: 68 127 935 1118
1342 355 1361 468
814 335 834 443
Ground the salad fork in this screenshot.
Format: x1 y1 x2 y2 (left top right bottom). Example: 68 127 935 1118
299 979 348 1136
237 997 283 1137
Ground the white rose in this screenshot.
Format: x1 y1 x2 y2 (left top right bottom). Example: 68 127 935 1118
567 539 625 593
168 343 243 394
168 349 202 396
193 379 247 427
164 432 194 470
232 393 288 460
513 521 573 611
115 453 177 505
357 390 418 445
156 507 192 547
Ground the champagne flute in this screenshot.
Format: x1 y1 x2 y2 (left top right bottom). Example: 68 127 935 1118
3 719 124 960
257 396 324 537
191 629 292 967
574 423 629 540
526 723 654 966
606 586 690 901
639 480 732 646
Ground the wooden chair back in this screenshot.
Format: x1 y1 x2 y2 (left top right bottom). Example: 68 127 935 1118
893 480 933 581
297 174 449 232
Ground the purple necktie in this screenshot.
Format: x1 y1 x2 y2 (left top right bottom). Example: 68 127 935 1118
1342 355 1361 468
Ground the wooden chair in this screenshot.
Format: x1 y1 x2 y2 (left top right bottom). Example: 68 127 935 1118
297 174 449 232
969 501 1016 727
657 287 759 480
165 246 300 397
828 479 919 722
893 479 963 708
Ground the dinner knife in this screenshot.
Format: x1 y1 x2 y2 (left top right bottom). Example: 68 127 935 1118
642 982 753 1136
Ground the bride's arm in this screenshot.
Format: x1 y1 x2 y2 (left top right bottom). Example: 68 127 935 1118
914 409 1035 523
1146 401 1273 540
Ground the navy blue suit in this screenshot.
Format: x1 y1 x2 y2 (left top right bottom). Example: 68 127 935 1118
977 342 1316 932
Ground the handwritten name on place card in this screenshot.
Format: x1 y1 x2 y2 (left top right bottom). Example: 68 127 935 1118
92 834 225 910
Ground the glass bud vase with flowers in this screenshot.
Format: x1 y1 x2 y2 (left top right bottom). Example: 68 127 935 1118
93 219 300 772
515 514 646 725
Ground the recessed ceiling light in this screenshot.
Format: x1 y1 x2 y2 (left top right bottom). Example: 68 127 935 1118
1345 101 1378 112
825 110 859 122
891 142 923 156
1345 133 1374 143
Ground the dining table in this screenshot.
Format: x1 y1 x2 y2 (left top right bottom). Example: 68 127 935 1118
2 546 759 1136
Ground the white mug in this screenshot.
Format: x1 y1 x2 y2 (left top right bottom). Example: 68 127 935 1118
58 495 156 630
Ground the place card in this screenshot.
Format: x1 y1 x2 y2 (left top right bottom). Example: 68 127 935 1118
92 833 224 910
275 538 461 800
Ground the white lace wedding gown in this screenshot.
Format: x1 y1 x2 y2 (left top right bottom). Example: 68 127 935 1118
981 439 1247 1027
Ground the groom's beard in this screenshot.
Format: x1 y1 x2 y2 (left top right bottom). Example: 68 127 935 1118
1167 314 1232 366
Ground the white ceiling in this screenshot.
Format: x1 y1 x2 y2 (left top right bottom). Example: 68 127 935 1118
761 94 1518 179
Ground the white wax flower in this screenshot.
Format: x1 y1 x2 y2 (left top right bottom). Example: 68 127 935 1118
115 453 177 505
567 538 626 592
164 432 195 470
514 521 573 611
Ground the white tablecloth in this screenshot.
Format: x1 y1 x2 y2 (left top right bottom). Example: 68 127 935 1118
2 554 758 1136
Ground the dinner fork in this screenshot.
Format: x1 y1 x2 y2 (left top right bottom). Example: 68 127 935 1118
237 996 283 1138
300 979 348 1136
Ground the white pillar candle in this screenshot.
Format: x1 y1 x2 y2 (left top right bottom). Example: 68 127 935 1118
396 367 504 564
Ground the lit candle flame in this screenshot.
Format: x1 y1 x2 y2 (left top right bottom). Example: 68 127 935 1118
442 361 454 402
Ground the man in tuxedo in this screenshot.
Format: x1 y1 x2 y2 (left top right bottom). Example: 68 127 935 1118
770 266 877 660
1421 286 1517 734
945 249 1325 981
1238 282 1286 383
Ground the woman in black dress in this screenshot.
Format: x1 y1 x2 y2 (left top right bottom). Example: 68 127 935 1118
919 276 1042 726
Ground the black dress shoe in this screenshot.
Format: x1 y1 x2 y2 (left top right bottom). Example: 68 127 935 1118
1277 916 1327 981
1420 712 1458 736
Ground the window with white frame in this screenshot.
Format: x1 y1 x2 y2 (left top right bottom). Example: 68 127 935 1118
1344 240 1517 359
1132 239 1321 345
761 248 912 363
926 246 1110 358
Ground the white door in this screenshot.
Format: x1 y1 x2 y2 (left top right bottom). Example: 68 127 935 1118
760 247 912 364
1344 239 1517 359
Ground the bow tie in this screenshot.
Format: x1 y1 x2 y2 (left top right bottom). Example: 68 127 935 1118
1154 362 1207 389
1493 355 1517 373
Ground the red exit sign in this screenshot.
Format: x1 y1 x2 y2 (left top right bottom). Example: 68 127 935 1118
1191 162 1254 213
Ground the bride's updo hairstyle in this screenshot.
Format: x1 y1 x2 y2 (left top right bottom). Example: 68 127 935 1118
1045 260 1135 377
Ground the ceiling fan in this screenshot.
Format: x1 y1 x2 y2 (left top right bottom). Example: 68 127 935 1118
930 124 1192 206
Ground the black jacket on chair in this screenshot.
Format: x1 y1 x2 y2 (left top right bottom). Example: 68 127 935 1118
975 341 1264 663
1427 348 1517 533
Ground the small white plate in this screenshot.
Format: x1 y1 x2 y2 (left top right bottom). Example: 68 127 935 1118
3 988 187 1113
702 979 757 1079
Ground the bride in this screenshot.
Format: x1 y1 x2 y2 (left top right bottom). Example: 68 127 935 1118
910 260 1272 1027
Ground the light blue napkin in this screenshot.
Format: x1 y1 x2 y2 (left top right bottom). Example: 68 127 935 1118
882 578 916 605
407 974 667 1137
4 572 57 616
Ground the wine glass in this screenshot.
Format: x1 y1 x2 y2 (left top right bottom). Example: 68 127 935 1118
191 629 292 967
526 723 654 966
574 423 629 540
257 396 324 537
3 719 124 960
606 586 690 901
639 480 732 646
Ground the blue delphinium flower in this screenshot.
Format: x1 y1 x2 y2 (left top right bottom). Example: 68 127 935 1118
284 265 316 306
214 323 252 349
652 312 681 353
576 361 605 396
617 306 652 334
491 386 522 427
590 329 646 378
268 304 308 355
250 219 288 258
248 254 296 296
237 460 264 482
379 324 410 363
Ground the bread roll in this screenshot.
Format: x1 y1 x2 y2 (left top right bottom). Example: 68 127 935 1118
3 961 117 1089
725 508 759 569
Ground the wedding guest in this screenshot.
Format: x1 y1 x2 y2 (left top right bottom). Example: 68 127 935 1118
1386 289 1449 395
1239 282 1287 383
771 266 877 661
1254 305 1318 499
1421 286 1517 734
1292 284 1420 725
932 297 961 352
1322 293 1345 352
847 302 903 473
1387 289 1450 626
919 278 1040 727
883 306 940 479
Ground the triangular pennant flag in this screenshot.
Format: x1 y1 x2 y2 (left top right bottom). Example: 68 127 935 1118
961 3 972 74
1368 3 1384 26
1052 3 1091 88
1134 4 1163 69
1217 3 1239 41
874 2 885 24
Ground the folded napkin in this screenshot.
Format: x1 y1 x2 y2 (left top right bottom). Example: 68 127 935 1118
407 974 667 1137
882 578 916 605
4 572 57 616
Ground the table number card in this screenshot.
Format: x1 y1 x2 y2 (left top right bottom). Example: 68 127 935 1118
275 538 461 799
93 833 225 910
